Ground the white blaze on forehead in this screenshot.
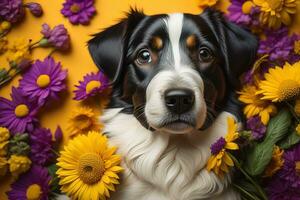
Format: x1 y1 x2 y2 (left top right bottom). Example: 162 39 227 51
164 13 183 69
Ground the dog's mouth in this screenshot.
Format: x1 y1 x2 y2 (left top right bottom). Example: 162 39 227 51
155 115 196 134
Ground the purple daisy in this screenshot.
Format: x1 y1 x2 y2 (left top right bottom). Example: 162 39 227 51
41 23 70 51
258 27 300 65
246 116 266 140
0 0 24 23
19 57 68 105
73 71 109 100
7 165 51 200
61 0 96 25
29 128 54 166
277 143 300 188
227 0 260 28
0 87 38 134
210 137 226 155
266 174 300 200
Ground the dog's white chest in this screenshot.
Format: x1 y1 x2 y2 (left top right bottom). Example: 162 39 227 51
101 109 240 200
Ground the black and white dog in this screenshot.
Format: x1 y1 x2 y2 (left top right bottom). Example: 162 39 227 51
87 8 257 200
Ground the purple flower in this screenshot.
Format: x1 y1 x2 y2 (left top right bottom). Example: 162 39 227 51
29 128 53 166
25 2 43 17
0 87 38 134
227 0 260 28
41 23 70 51
277 143 300 188
210 137 226 155
19 57 68 105
258 27 300 65
7 165 51 200
266 174 300 200
61 0 96 25
0 0 24 23
73 71 109 100
246 116 266 140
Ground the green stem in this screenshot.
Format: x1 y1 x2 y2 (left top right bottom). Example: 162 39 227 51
285 101 300 123
48 49 56 57
233 184 258 200
29 38 43 50
228 153 268 200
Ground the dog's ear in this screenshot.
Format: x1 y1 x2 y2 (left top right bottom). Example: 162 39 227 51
88 8 145 85
201 8 258 89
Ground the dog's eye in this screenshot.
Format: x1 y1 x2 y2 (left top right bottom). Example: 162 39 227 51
199 47 213 62
136 49 152 65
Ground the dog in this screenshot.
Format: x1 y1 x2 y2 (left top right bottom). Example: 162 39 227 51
86 8 257 200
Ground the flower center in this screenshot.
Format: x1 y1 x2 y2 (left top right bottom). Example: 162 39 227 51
70 3 81 13
78 153 105 185
277 80 300 101
86 80 101 94
295 161 300 176
75 115 92 130
294 40 300 55
36 74 50 88
14 104 29 118
210 137 226 155
26 184 42 200
242 1 254 14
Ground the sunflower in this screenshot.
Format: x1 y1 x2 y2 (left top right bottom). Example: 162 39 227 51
238 84 277 125
253 0 297 29
56 131 123 200
206 117 239 177
258 61 300 102
68 106 102 137
263 145 284 177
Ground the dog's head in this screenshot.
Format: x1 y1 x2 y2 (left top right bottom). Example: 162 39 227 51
88 8 257 134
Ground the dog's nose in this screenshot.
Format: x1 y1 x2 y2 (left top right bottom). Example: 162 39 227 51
164 89 195 114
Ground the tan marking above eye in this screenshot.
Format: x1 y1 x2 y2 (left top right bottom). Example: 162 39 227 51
186 35 197 48
151 36 163 50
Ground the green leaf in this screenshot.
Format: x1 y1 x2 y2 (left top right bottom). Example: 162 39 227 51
264 109 292 143
47 164 61 194
244 140 274 176
278 131 300 149
244 109 292 176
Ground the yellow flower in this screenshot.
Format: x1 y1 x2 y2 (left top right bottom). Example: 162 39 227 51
253 0 297 29
263 146 284 177
238 84 277 125
1 21 11 30
0 127 10 157
8 155 31 177
0 141 8 157
206 117 239 177
199 0 219 8
68 106 102 137
295 40 300 55
0 156 8 177
258 61 300 102
6 38 31 65
57 131 123 200
0 37 8 54
0 127 10 143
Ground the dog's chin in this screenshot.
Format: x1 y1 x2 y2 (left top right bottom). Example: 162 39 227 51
150 119 196 134
160 122 194 134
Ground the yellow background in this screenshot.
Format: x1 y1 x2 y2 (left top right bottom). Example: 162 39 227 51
0 0 300 198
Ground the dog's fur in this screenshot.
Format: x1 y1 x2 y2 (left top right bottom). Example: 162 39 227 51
83 8 257 200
